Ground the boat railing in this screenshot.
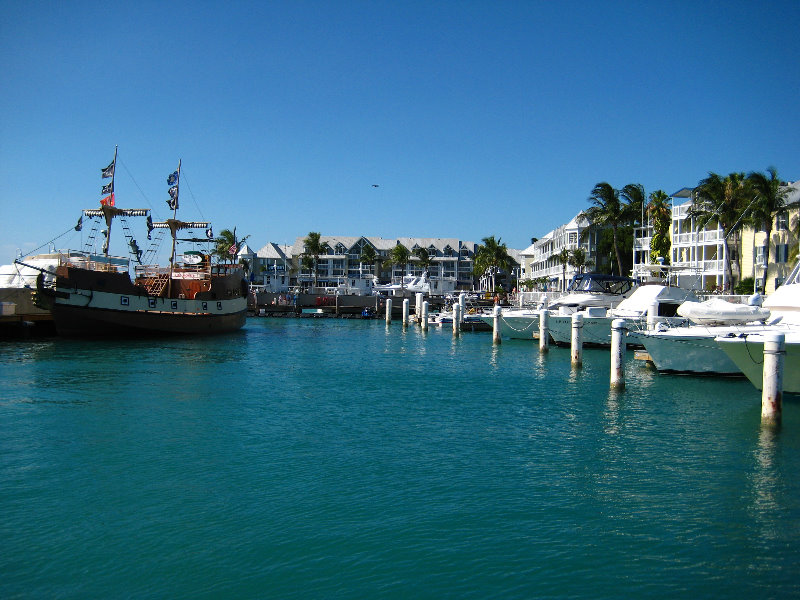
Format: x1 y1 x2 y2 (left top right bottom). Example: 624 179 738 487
515 291 564 307
67 253 129 273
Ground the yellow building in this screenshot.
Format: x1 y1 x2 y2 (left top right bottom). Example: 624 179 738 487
741 205 799 294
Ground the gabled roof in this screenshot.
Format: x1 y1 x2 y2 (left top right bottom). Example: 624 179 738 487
671 187 694 198
256 242 292 260
289 235 481 255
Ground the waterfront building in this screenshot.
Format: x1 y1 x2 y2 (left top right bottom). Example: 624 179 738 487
519 213 605 291
632 187 722 291
242 236 522 294
740 181 800 294
633 181 800 293
242 242 293 292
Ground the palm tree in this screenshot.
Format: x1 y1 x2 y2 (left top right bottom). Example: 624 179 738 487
303 231 324 289
300 254 314 288
585 183 630 276
359 243 377 277
413 247 433 277
387 242 411 292
747 167 791 273
568 247 593 275
688 172 749 289
214 227 249 264
621 183 646 227
556 247 571 291
647 190 672 263
474 235 512 292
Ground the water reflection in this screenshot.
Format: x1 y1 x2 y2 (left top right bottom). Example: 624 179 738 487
488 345 500 369
604 390 622 435
751 426 780 520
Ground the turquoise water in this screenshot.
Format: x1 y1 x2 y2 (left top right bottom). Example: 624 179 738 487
2 318 799 598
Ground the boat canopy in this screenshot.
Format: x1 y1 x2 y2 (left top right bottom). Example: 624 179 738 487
566 273 636 295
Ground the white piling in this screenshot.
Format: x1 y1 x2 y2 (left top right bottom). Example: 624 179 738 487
762 332 785 425
610 318 626 389
421 301 429 332
539 309 549 353
415 292 424 322
647 302 658 331
459 293 466 320
453 304 461 337
492 305 502 345
402 298 410 327
385 298 392 325
571 312 583 367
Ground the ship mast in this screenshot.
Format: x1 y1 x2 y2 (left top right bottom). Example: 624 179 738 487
101 145 118 257
167 159 181 296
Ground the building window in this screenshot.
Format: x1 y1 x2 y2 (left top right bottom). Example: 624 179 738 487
776 213 788 231
756 245 766 267
775 277 784 288
776 244 788 263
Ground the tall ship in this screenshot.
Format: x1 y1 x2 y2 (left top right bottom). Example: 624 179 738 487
31 149 247 336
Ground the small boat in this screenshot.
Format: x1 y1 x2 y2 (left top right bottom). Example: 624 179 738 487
676 297 770 325
32 151 247 336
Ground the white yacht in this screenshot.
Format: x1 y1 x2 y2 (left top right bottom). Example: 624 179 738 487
485 272 637 340
546 282 700 348
373 273 431 296
630 262 800 375
716 330 800 394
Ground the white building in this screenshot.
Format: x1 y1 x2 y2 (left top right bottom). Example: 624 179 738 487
519 213 602 291
243 235 510 295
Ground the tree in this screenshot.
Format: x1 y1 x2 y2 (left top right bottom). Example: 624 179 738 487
214 227 249 264
413 247 433 276
300 254 314 287
557 247 571 291
387 243 411 292
688 172 749 289
621 183 646 227
303 231 325 289
474 235 513 292
359 243 377 279
585 183 630 277
647 190 672 263
747 167 791 273
568 247 593 275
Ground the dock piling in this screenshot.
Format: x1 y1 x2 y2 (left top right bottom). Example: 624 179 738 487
539 309 549 353
762 332 785 425
421 301 429 332
402 299 410 328
492 305 502 345
453 304 461 337
610 318 626 389
385 298 392 325
571 312 583 367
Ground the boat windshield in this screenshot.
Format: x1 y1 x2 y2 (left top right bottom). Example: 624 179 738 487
567 273 635 295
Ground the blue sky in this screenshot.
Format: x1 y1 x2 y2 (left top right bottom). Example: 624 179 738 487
2 1 799 265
